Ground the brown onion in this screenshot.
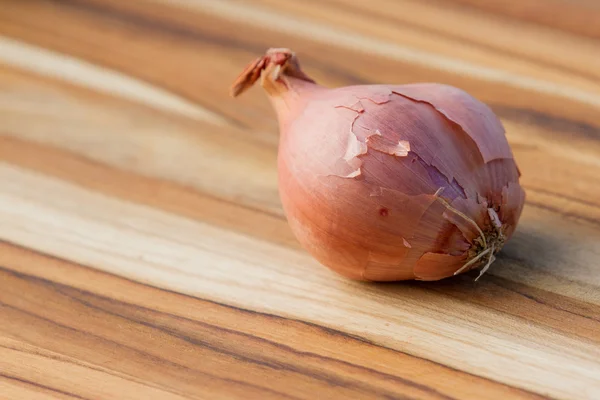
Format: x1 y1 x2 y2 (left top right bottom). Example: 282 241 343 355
231 48 525 282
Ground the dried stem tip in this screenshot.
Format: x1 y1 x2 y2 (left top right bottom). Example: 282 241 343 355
230 48 315 97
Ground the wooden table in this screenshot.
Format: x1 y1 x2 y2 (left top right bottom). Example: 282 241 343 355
1 1 599 399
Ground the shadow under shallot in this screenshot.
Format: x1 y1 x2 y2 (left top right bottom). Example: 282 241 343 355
337 219 600 339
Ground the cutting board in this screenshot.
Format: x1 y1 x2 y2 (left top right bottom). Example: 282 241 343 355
1 1 600 399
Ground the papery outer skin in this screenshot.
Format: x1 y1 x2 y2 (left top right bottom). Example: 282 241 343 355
274 78 523 281
391 83 513 163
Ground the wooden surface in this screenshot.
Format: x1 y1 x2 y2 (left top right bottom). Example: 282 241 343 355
1 1 600 399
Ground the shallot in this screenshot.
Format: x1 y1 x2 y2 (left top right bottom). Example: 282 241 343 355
231 48 525 282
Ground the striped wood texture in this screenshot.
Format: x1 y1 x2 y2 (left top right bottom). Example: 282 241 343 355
1 1 600 399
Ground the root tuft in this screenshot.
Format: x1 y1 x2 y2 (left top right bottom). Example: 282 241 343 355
433 188 507 280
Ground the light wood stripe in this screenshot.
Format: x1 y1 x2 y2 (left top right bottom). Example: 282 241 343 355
0 36 228 124
171 0 600 108
1 244 546 400
1 1 599 398
1 163 599 398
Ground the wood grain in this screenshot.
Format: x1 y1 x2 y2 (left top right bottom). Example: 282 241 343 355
1 1 600 399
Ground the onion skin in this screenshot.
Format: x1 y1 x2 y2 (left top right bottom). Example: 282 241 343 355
231 48 525 282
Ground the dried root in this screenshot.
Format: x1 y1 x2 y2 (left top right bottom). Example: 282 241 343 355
475 245 496 281
462 213 505 280
434 188 487 247
453 247 491 276
434 188 506 280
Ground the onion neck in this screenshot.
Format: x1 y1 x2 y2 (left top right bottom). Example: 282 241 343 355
267 77 323 132
230 48 323 132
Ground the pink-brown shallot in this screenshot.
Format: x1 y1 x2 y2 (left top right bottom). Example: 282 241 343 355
231 48 525 282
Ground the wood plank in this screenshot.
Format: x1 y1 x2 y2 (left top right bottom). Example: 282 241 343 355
2 135 600 336
0 244 542 400
441 0 600 40
1 0 600 129
1 0 600 398
252 0 600 83
1 153 600 398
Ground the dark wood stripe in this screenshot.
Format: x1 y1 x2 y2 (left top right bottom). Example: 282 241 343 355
0 244 549 399
1 136 598 344
527 201 600 228
527 187 600 210
0 373 90 400
0 341 194 398
65 0 600 134
440 0 600 41
1 0 249 129
495 106 600 141
0 302 302 400
314 0 600 83
51 0 371 87
0 263 458 400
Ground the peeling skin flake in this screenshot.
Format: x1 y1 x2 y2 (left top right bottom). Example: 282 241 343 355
335 97 365 113
345 168 361 178
326 167 362 179
357 86 393 105
343 121 383 163
488 208 502 229
343 113 366 162
332 91 408 178
330 107 373 180
343 132 368 161
366 135 411 157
